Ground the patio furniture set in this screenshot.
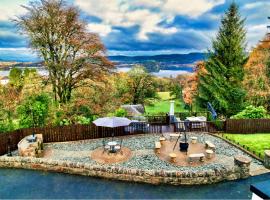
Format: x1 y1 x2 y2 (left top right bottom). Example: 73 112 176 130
102 139 123 154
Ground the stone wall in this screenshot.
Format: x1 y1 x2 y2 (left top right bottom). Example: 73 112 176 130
18 134 43 157
0 155 251 185
264 150 270 169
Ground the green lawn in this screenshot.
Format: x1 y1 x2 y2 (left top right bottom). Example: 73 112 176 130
223 133 270 158
145 92 186 115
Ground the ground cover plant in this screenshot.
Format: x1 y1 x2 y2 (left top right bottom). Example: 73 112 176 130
223 133 270 158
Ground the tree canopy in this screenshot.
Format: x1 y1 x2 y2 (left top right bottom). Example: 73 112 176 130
197 2 247 117
16 0 113 103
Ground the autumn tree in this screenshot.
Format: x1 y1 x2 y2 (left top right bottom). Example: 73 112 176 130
9 68 23 89
16 0 113 103
0 85 21 131
113 72 133 104
127 65 156 104
197 2 247 117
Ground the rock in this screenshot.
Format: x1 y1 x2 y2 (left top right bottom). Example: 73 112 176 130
264 150 270 169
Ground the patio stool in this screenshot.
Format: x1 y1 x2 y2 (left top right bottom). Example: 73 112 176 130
206 149 214 159
169 153 177 163
188 153 205 163
190 137 198 144
205 141 216 151
169 133 181 141
159 137 166 145
155 142 161 154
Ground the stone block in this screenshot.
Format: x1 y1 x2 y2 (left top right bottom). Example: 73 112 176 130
264 150 270 169
234 155 251 179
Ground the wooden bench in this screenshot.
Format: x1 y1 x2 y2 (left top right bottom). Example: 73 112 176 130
205 141 216 151
190 136 198 144
169 153 177 163
188 153 205 163
169 133 181 141
205 149 214 159
159 137 166 145
155 142 161 154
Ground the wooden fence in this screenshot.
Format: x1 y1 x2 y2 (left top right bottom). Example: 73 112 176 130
0 122 162 156
174 112 210 120
174 121 225 133
226 119 270 133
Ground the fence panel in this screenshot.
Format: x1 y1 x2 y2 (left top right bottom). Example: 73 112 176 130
0 119 225 156
174 121 224 133
226 119 270 133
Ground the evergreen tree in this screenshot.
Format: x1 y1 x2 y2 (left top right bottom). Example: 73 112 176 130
197 2 247 117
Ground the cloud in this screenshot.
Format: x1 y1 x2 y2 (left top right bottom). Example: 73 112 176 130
74 0 223 40
131 0 163 8
243 1 270 10
162 0 225 18
0 0 28 21
87 23 112 37
246 24 268 49
0 48 39 62
0 0 268 57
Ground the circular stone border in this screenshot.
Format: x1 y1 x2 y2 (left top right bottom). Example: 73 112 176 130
156 141 216 167
91 147 132 164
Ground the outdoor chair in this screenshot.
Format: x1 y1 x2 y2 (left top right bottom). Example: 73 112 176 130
115 139 123 155
102 139 110 154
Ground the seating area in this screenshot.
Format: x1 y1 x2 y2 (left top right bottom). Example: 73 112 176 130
102 139 123 154
154 133 217 166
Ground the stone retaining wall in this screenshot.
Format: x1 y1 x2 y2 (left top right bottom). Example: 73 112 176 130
0 155 251 185
264 150 270 169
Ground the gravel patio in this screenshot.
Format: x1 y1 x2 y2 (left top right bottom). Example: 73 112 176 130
27 133 268 175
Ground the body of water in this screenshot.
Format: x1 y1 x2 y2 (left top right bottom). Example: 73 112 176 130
0 67 192 78
0 67 48 77
0 168 269 199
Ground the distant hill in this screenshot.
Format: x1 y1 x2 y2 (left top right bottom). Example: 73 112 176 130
0 52 206 74
109 52 207 73
109 52 207 64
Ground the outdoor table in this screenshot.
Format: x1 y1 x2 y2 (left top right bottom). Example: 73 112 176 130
107 141 118 153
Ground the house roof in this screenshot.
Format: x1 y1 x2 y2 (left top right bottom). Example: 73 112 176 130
121 104 145 116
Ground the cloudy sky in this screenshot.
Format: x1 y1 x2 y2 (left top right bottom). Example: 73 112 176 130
0 0 269 61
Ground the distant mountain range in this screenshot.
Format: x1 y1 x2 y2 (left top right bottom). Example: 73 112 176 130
109 52 207 72
109 52 207 64
0 52 207 73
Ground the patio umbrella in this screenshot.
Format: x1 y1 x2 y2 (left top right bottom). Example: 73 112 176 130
93 117 132 139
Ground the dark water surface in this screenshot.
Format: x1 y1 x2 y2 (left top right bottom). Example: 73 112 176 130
0 168 269 199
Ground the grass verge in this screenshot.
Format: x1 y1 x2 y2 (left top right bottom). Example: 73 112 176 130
223 133 270 159
145 92 186 115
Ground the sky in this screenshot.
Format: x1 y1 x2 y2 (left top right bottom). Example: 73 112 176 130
0 0 269 61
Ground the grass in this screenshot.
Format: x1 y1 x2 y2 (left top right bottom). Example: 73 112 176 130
145 92 187 115
223 133 270 159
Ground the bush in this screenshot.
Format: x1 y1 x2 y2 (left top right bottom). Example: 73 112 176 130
0 121 17 133
17 93 51 128
231 105 269 119
114 108 128 117
75 115 96 125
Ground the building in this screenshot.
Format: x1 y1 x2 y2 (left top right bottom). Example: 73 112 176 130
0 76 9 85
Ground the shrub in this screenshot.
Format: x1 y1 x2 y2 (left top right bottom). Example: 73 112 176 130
75 115 95 125
231 105 269 119
17 93 51 128
114 108 128 117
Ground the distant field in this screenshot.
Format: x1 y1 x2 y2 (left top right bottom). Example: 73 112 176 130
145 92 186 114
223 133 270 158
